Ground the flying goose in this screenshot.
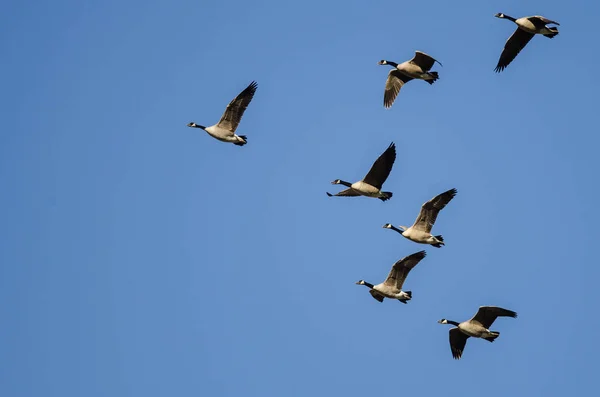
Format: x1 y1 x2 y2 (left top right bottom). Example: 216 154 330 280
438 306 517 359
494 13 559 72
187 81 258 146
383 188 457 247
327 142 396 201
356 251 426 304
378 51 442 108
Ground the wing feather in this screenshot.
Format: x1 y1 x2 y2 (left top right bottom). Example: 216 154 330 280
495 28 535 72
529 16 560 26
411 188 457 232
383 251 426 289
449 328 469 360
217 81 258 132
369 290 385 302
362 142 396 189
384 70 412 109
470 306 518 329
411 51 442 71
326 188 360 197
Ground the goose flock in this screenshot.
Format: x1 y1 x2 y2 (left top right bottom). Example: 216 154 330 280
187 12 558 359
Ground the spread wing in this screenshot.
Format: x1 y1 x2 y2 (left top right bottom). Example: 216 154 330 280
529 16 560 26
384 70 413 109
411 188 457 232
326 188 360 197
470 306 518 329
383 251 426 290
362 142 396 189
411 51 442 71
494 28 535 72
449 328 469 360
369 290 385 302
216 81 258 132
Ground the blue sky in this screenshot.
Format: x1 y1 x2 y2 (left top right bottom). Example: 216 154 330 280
1 0 599 395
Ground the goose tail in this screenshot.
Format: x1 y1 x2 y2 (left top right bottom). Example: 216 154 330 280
544 28 559 38
233 135 247 146
379 192 393 202
484 332 500 342
425 71 439 84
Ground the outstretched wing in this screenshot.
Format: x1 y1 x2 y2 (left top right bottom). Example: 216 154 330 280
383 70 413 109
411 51 442 71
216 81 258 132
369 290 385 302
470 306 518 329
494 28 535 73
362 142 396 189
383 251 427 290
449 328 469 360
326 188 360 197
529 16 560 26
411 188 457 232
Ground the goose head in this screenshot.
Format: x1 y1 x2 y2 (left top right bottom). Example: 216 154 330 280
378 60 388 65
187 122 205 129
383 224 407 232
355 280 366 285
438 318 460 326
494 13 505 18
331 179 342 185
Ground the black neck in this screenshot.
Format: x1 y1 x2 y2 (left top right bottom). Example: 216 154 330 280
504 15 516 22
363 281 375 289
389 225 403 234
386 61 399 67
446 320 460 326
337 180 352 188
190 123 206 129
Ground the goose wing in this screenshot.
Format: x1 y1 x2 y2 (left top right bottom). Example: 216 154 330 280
411 188 457 232
470 306 518 329
369 290 385 302
384 70 412 109
411 51 442 71
362 142 396 189
326 188 360 197
216 81 258 132
383 251 426 290
494 28 535 72
529 16 560 26
449 328 469 360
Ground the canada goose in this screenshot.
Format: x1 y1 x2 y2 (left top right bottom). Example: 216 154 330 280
494 13 559 72
327 142 396 201
438 306 517 359
383 188 457 247
356 251 426 304
378 51 442 108
187 81 258 146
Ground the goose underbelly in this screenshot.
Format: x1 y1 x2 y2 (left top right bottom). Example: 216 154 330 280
205 125 235 141
516 21 538 34
459 325 490 338
402 229 431 242
374 286 407 300
351 181 380 196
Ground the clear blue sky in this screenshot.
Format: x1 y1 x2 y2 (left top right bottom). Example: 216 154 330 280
1 0 598 396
